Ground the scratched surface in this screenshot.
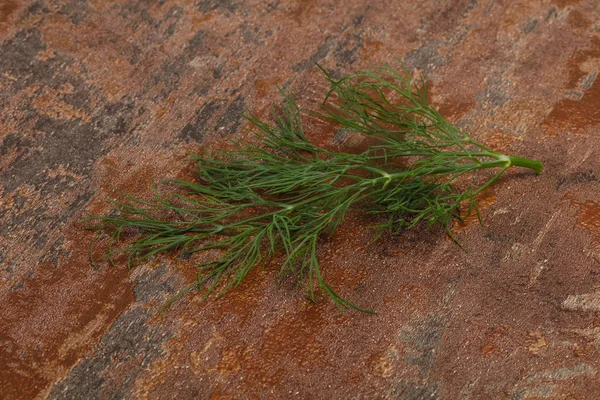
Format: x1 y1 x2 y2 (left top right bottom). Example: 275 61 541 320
1 0 600 399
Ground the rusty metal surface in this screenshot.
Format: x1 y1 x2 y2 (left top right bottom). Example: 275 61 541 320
1 0 600 398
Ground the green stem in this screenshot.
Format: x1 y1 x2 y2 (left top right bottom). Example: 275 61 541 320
507 156 543 175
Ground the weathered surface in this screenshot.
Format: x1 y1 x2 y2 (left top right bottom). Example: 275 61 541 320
1 0 600 398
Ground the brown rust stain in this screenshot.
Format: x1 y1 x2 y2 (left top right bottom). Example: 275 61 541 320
0 0 18 24
543 76 600 135
0 229 134 400
208 389 239 400
361 39 384 61
575 200 600 243
254 77 283 99
289 0 317 23
554 0 583 7
453 187 497 233
484 131 517 153
369 345 398 378
480 326 506 356
209 265 268 322
210 346 245 375
39 14 136 102
437 100 475 122
0 153 184 398
542 38 600 136
192 13 215 25
251 302 328 384
567 9 592 29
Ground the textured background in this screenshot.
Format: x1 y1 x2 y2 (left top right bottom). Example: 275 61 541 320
1 0 600 398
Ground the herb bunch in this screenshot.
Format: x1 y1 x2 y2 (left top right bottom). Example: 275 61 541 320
87 64 542 312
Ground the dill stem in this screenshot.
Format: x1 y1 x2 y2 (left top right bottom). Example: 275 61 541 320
506 156 543 174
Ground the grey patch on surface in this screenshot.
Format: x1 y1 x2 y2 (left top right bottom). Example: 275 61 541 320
556 170 596 189
0 132 32 166
523 19 538 33
0 28 92 106
545 7 558 21
2 116 99 193
59 0 90 24
455 118 474 131
580 71 597 91
133 263 179 303
241 23 265 46
0 29 45 83
95 100 136 138
39 236 70 266
332 127 355 146
475 77 510 108
162 6 185 38
215 95 245 136
353 14 364 26
266 1 280 12
118 0 161 29
26 0 50 15
399 313 448 376
0 26 125 229
212 63 224 79
484 231 515 245
333 33 364 65
48 307 173 400
293 36 335 72
564 90 583 100
186 29 207 56
392 380 441 400
179 99 225 142
421 0 477 36
197 0 239 13
562 292 600 312
525 363 596 382
153 30 206 100
404 41 446 73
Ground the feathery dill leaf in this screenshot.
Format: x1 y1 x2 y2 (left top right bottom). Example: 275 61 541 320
85 63 542 313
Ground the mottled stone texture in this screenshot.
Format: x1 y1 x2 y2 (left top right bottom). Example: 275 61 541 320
1 0 600 398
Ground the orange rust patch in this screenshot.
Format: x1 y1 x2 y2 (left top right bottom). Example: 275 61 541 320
362 39 384 61
453 187 497 233
480 326 506 356
253 302 328 384
437 100 475 121
543 38 600 135
289 0 317 23
0 0 18 24
192 13 215 25
209 266 267 322
0 229 134 400
209 389 238 400
210 346 245 375
484 131 517 153
575 200 600 243
254 77 283 99
554 0 583 7
543 77 600 135
567 9 592 29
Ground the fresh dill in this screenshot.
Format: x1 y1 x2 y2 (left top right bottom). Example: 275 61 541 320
86 63 543 313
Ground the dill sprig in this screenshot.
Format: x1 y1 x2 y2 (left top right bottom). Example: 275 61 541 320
86 63 542 313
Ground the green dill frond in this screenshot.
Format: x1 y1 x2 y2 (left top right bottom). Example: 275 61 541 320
86 63 543 313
